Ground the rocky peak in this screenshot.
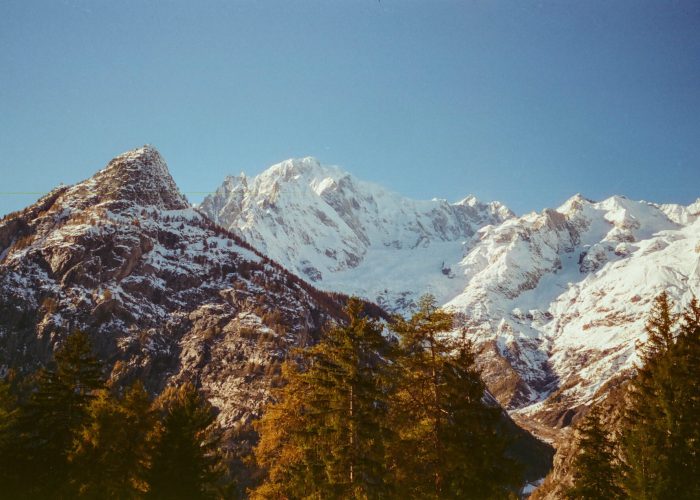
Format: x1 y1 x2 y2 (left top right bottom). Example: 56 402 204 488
456 196 516 222
261 157 329 185
557 193 594 215
456 195 480 207
72 145 189 211
0 146 368 441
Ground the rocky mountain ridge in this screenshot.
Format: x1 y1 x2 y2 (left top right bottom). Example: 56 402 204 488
0 147 551 488
0 146 365 433
202 158 700 441
200 157 513 311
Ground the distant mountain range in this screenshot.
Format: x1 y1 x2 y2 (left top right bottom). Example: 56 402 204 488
3 146 698 492
0 146 551 488
201 156 700 438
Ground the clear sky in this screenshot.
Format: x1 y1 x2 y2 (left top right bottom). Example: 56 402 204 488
1 0 699 217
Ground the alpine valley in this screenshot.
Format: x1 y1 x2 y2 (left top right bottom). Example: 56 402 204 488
2 146 698 496
201 155 700 494
0 146 552 494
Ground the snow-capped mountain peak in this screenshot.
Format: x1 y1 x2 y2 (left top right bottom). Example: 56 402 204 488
202 160 699 438
0 146 357 433
200 157 514 309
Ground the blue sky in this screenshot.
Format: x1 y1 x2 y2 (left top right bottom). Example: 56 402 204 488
1 0 699 217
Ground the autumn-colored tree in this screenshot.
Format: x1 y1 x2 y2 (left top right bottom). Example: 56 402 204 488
390 295 520 498
70 381 155 497
252 298 395 499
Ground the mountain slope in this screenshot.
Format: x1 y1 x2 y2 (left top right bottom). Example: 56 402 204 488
447 194 700 423
201 159 700 435
200 157 513 311
0 146 363 431
0 146 553 488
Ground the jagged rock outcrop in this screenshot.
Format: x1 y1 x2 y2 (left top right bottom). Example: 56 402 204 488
200 160 700 452
200 157 514 310
0 146 365 432
0 146 553 489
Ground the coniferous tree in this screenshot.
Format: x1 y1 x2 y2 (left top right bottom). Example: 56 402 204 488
664 297 700 498
0 374 21 493
70 381 155 497
390 295 520 498
620 293 700 499
251 361 323 499
252 298 395 499
567 405 624 499
621 292 676 498
147 382 224 499
13 330 104 497
638 291 677 363
440 342 520 498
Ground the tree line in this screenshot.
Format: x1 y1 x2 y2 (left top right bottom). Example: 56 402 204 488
568 292 700 499
251 295 522 499
0 331 227 499
0 296 526 499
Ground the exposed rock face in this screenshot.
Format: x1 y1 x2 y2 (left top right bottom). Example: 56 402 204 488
0 146 360 431
201 160 700 449
530 375 631 499
62 145 189 211
200 157 514 310
0 146 553 488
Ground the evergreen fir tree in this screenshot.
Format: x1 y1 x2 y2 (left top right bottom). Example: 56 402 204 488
621 292 676 498
251 298 395 499
567 405 624 499
0 374 21 493
620 293 700 499
664 297 700 498
637 291 677 364
147 382 224 499
440 341 520 498
14 330 104 497
70 381 155 497
390 295 520 498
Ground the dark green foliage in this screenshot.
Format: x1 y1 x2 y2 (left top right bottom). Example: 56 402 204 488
252 297 395 499
621 294 674 498
567 406 624 499
147 382 224 499
390 295 520 498
70 382 155 497
441 345 521 498
663 298 700 498
619 293 700 499
11 331 104 497
637 291 677 364
0 332 228 499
